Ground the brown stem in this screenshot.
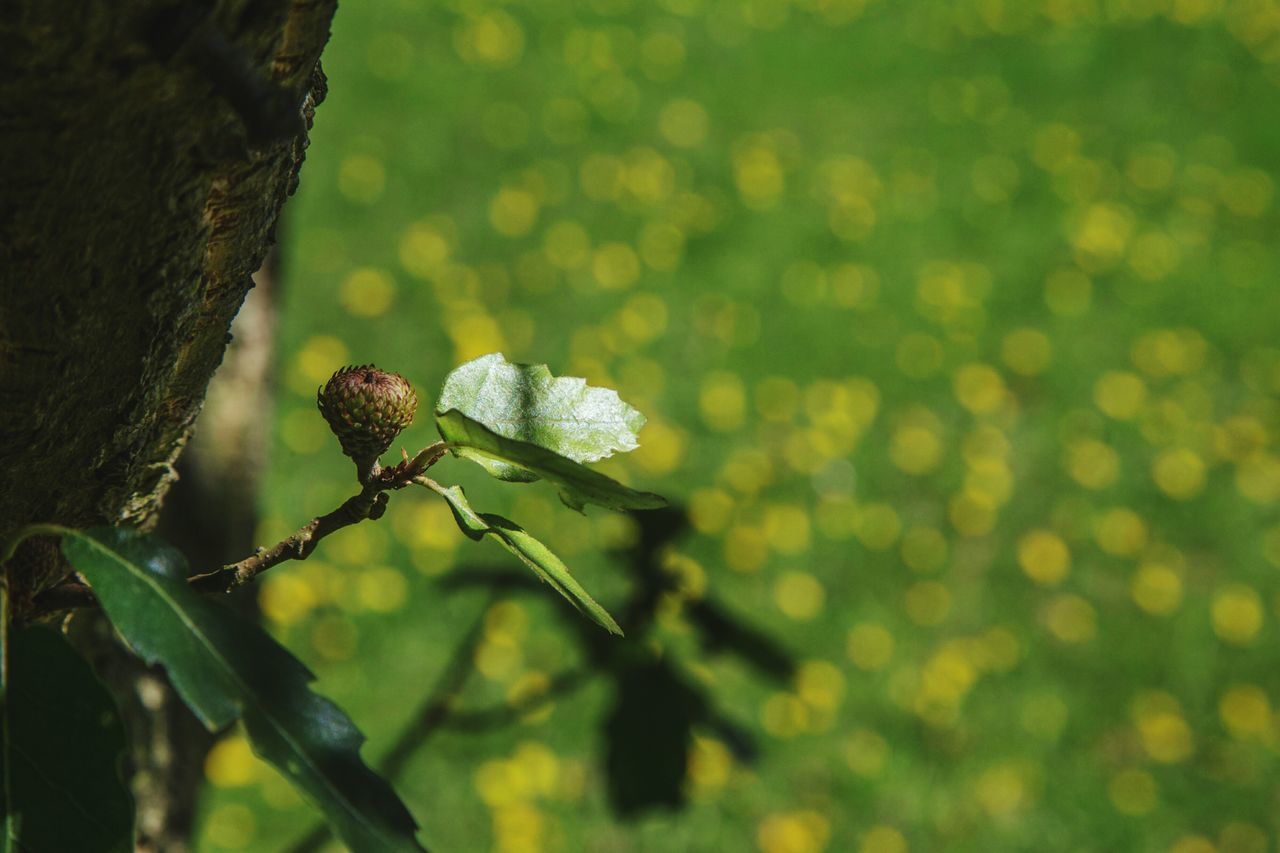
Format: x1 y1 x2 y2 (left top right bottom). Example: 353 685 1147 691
188 485 386 594
33 441 452 613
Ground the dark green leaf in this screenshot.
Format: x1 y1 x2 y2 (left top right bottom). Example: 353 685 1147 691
435 353 646 482
55 527 425 853
2 625 133 853
431 483 623 635
435 410 666 513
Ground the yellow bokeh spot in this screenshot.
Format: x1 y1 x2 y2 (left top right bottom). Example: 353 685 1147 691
854 503 902 550
1136 705 1194 764
631 416 685 475
1094 371 1148 420
1236 452 1280 504
843 728 889 778
721 446 773 494
953 362 1007 414
1044 594 1096 643
337 153 385 204
761 693 810 739
658 98 709 148
733 134 786 210
1218 683 1272 739
543 220 590 270
592 242 641 289
1131 563 1183 615
848 623 894 671
476 636 523 682
1066 439 1120 490
396 499 461 553
688 488 734 534
700 371 747 432
1214 415 1267 462
1153 448 1207 499
339 267 395 317
889 407 943 476
901 526 948 573
860 825 907 853
756 376 800 423
949 488 998 538
399 220 451 279
355 566 408 613
1220 167 1273 217
764 504 811 555
203 803 257 849
1001 328 1052 376
489 187 539 237
260 570 319 626
757 810 831 853
796 660 846 712
830 263 881 307
1132 328 1206 378
1017 530 1070 586
1212 584 1264 645
205 733 258 788
905 581 951 626
454 10 525 69
1094 507 1148 556
975 762 1030 820
1108 768 1158 816
775 571 825 620
1070 202 1134 271
639 221 684 271
288 334 349 395
1168 835 1217 853
1219 823 1269 853
687 735 733 795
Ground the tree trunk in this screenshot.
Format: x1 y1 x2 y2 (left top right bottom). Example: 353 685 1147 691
0 0 335 612
0 3 337 848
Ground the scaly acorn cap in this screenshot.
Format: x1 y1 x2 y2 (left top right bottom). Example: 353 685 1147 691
317 365 418 482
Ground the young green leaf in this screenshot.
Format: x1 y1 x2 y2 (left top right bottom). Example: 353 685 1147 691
429 482 623 635
435 353 646 483
1 625 134 853
435 409 666 513
45 526 425 853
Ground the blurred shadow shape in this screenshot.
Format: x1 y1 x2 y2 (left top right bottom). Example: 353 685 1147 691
604 656 706 817
428 502 797 823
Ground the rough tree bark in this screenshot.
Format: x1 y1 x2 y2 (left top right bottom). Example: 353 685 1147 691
1 1 336 848
0 0 334 611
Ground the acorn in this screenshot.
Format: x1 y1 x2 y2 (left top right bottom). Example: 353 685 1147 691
317 364 418 482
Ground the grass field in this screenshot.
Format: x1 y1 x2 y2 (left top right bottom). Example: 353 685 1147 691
198 2 1280 851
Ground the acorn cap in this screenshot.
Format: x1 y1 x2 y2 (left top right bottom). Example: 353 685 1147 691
317 365 417 480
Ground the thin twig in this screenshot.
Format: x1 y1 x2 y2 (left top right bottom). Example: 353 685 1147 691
188 484 386 593
33 442 451 612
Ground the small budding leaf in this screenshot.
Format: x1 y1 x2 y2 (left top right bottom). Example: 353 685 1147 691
435 353 648 483
431 482 623 635
435 410 666 513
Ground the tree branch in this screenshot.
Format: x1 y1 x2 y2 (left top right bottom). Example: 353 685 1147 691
33 442 450 613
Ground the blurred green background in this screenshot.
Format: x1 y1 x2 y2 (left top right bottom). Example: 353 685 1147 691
197 1 1280 851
